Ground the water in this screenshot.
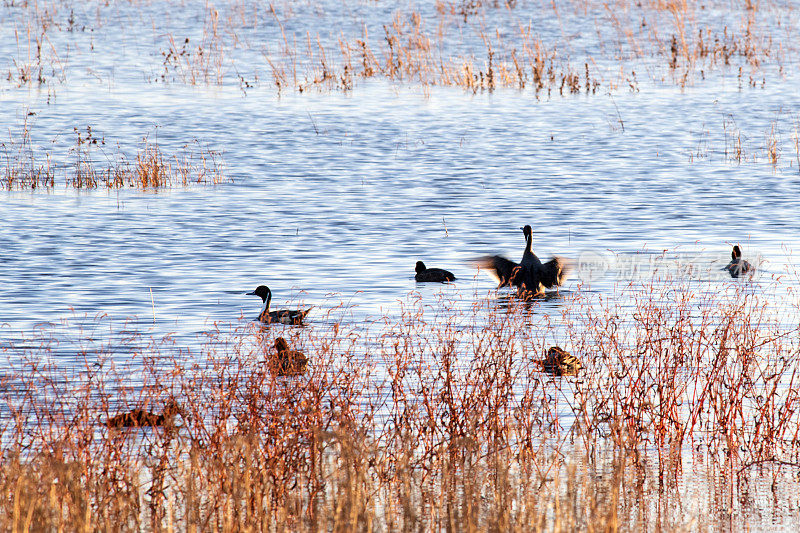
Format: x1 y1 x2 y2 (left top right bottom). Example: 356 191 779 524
2 0 800 528
2 82 798 336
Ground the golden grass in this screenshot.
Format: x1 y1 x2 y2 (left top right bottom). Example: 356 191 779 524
1 124 227 190
1 273 799 529
1 0 792 92
682 109 800 168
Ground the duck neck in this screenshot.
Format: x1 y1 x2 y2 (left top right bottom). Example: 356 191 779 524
263 291 272 314
521 232 533 263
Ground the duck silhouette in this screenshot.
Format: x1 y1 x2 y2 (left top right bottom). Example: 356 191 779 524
724 245 754 278
476 225 569 297
106 398 185 429
415 261 456 282
247 285 312 325
540 346 582 376
270 337 308 376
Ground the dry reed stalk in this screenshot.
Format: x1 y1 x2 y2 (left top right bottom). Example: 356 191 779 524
1 118 54 190
1 125 227 190
1 271 800 529
2 0 789 93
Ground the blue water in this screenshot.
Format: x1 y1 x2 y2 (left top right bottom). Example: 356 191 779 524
2 82 799 339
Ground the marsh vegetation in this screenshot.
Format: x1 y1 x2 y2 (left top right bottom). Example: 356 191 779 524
2 275 800 529
1 0 794 93
2 0 799 530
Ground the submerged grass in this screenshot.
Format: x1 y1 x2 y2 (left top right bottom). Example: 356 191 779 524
1 274 799 529
256 0 789 94
0 0 794 93
1 124 227 190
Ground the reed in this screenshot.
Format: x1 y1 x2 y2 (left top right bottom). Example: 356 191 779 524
251 0 788 93
0 116 54 190
156 3 226 86
1 269 799 529
1 127 227 190
1 0 791 93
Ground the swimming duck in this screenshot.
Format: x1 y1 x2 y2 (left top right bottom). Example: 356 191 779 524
475 225 569 297
415 261 456 282
270 337 308 376
106 398 184 428
247 285 312 325
540 346 582 376
724 245 753 278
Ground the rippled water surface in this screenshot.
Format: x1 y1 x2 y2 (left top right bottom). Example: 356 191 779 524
2 0 800 528
3 82 799 336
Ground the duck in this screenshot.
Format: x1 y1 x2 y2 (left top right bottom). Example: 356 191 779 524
475 225 569 297
540 346 582 376
724 245 754 278
415 261 456 282
270 337 308 376
106 398 184 429
247 285 312 325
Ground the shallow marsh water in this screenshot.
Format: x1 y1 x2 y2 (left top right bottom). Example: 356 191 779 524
3 81 799 335
2 0 800 529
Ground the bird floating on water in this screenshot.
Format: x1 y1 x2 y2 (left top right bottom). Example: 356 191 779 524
269 337 309 376
106 398 185 429
247 285 312 325
724 245 754 278
475 225 569 297
415 261 456 282
540 346 582 376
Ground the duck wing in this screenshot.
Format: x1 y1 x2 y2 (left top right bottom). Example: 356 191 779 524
542 346 581 376
284 308 312 325
263 307 312 325
724 261 739 278
274 350 308 376
537 256 570 288
475 255 519 287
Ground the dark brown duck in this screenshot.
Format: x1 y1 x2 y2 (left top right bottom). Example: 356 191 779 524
724 245 754 278
540 346 582 376
415 261 456 282
270 337 308 376
106 398 184 428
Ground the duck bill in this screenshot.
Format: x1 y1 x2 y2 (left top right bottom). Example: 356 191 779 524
246 290 257 295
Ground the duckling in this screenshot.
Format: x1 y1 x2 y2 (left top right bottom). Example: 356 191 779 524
475 225 569 297
540 346 582 376
415 261 456 282
106 398 184 428
271 337 308 376
724 245 754 278
247 285 312 325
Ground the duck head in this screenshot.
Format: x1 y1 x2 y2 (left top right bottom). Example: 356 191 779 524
415 261 427 274
247 285 272 302
274 337 289 351
520 225 532 238
732 245 742 260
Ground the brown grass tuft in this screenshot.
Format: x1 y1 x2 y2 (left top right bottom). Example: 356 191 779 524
2 272 800 528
